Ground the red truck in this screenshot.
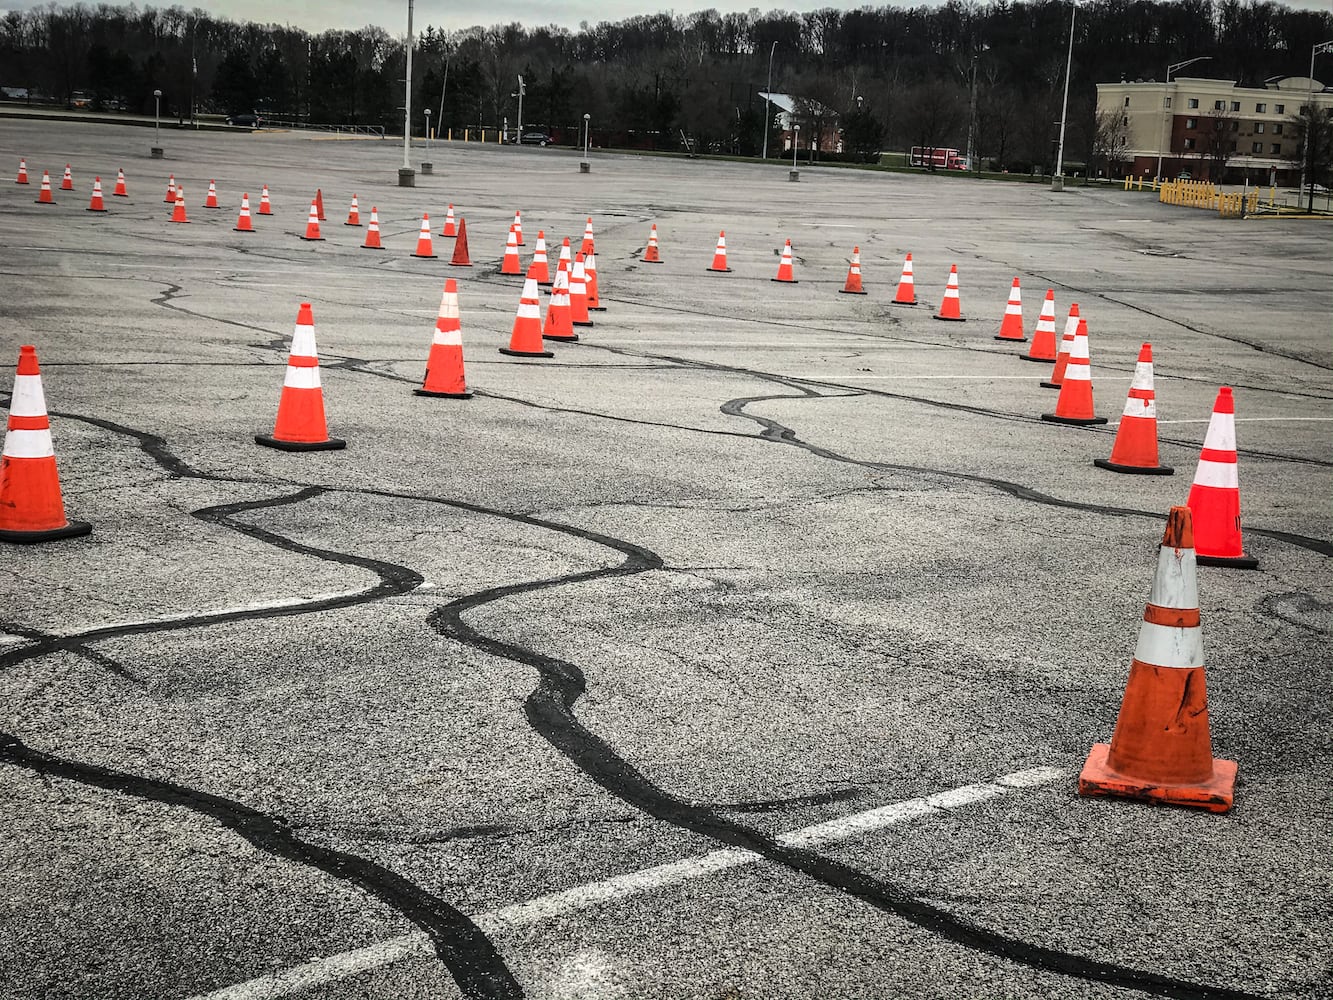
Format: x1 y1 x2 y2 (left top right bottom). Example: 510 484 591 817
910 146 968 170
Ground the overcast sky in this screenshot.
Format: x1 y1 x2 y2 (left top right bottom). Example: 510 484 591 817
1 0 1330 33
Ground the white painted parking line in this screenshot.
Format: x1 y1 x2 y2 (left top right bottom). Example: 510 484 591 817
1153 417 1333 424
189 766 1062 1000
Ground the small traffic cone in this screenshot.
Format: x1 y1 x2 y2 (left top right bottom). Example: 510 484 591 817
86 177 107 212
1094 344 1172 476
300 199 323 241
570 253 593 327
449 217 472 267
164 174 177 204
344 194 361 226
501 226 523 275
892 253 917 305
258 185 273 215
502 267 555 358
542 268 577 343
411 214 437 258
933 265 964 321
772 239 797 283
1022 291 1060 362
552 237 573 286
643 224 662 263
1078 505 1237 812
1040 307 1080 389
0 346 92 543
839 246 866 294
1041 318 1107 426
234 193 255 232
112 168 128 197
314 188 326 221
580 216 595 255
585 250 605 311
256 303 345 451
35 171 54 204
16 158 29 184
204 180 220 209
511 210 524 245
442 204 457 237
707 231 732 273
994 278 1025 340
414 279 473 399
60 164 73 191
531 231 552 285
361 207 384 249
1186 387 1258 568
170 189 189 224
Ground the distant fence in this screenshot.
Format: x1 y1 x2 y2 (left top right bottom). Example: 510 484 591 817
263 118 384 138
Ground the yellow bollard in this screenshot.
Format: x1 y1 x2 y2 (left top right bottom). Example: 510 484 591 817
481 129 486 143
464 128 469 142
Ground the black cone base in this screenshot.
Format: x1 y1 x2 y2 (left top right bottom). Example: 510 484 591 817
839 289 867 295
412 253 438 259
413 388 474 399
360 245 385 250
1039 381 1062 389
1093 458 1174 476
1022 355 1057 363
542 333 579 342
1196 552 1260 569
707 267 733 273
1040 413 1108 426
499 347 555 358
300 236 325 242
0 520 92 544
256 435 346 451
995 335 1027 342
933 315 966 322
891 299 917 306
572 320 594 328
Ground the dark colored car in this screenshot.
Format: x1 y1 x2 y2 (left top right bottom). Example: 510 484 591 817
227 113 261 127
519 131 552 146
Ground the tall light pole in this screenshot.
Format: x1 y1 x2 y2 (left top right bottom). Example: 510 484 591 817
792 123 800 167
580 112 591 173
514 75 525 142
399 0 415 186
1155 55 1212 182
761 40 777 160
1302 40 1332 202
966 43 988 172
151 88 162 157
1051 0 1077 191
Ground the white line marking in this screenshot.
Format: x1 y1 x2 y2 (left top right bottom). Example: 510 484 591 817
1152 417 1333 424
49 592 373 638
795 374 1133 381
188 765 1062 1000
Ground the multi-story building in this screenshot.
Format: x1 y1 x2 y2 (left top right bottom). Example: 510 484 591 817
1095 75 1332 184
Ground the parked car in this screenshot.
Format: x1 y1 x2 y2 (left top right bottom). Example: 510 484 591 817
226 112 261 127
519 131 552 146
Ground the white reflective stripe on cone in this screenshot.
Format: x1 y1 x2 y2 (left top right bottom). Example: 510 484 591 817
1130 361 1154 390
9 374 48 417
290 325 318 359
1134 621 1204 669
1192 458 1239 489
2 427 55 459
1063 362 1092 381
432 329 463 347
1063 315 1079 337
1201 412 1237 451
284 366 322 390
1070 338 1091 361
1121 396 1156 418
1147 542 1199 610
1005 303 1022 314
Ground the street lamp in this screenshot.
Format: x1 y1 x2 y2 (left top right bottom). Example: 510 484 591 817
399 0 415 187
1051 0 1077 191
966 43 989 172
513 75 525 142
151 89 163 157
761 40 777 160
792 123 800 167
1155 55 1212 181
1302 40 1332 203
580 112 591 173
422 107 432 174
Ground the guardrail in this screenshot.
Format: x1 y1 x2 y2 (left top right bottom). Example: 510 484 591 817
262 118 385 138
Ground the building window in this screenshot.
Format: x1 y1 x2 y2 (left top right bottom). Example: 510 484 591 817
1124 96 1130 107
1256 102 1266 113
1274 123 1283 134
1255 122 1265 134
1165 97 1172 108
1252 141 1263 153
1188 98 1199 109
1122 116 1129 126
1231 101 1241 111
1271 143 1281 155
1214 119 1224 130
1231 121 1240 131
1276 104 1284 114
1185 117 1197 128
1184 137 1196 150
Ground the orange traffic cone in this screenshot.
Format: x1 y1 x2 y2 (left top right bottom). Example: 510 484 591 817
361 207 384 249
502 266 555 357
256 303 345 451
204 180 219 209
1041 318 1106 426
300 199 323 241
511 210 524 245
112 168 128 197
1022 291 1060 362
933 264 964 321
258 185 273 215
707 231 732 273
580 216 595 255
35 170 54 204
86 177 107 213
60 164 73 191
552 237 573 286
542 268 577 343
234 193 255 232
995 278 1025 341
1095 344 1172 476
449 218 473 267
16 158 29 184
772 239 797 283
1187 387 1258 568
0 346 92 543
170 188 189 223
442 204 457 237
164 174 177 203
585 250 605 311
531 231 552 285
315 188 326 221
839 246 866 294
344 194 361 226
1040 306 1080 389
412 214 438 258
414 279 473 399
570 253 593 327
892 252 917 305
643 223 663 263
501 226 522 274
1078 505 1237 812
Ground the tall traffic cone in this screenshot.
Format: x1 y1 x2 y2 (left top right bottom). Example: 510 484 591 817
1040 306 1080 389
234 193 255 232
707 231 732 273
315 188 326 221
256 303 345 451
170 188 189 223
585 250 604 311
1094 344 1172 476
449 217 473 266
16 158 29 184
502 267 555 357
839 246 866 294
0 346 92 543
570 253 593 327
204 180 220 209
643 223 663 263
344 194 361 226
258 185 273 215
1186 387 1258 568
772 239 797 283
112 168 128 197
501 226 522 274
531 231 552 285
511 210 524 245
994 277 1025 340
1022 291 1060 362
892 253 917 305
414 279 473 399
580 216 595 254
410 214 436 257
1078 506 1237 812
934 265 964 321
552 237 573 285
300 199 323 241
35 170 55 204
442 204 457 237
164 174 177 204
86 177 107 212
60 164 73 191
542 268 577 342
1041 318 1106 426
361 207 384 249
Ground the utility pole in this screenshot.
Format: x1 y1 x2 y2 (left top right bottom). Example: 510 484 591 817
1302 41 1332 207
399 0 415 186
514 74 525 142
761 41 777 160
1051 0 1076 191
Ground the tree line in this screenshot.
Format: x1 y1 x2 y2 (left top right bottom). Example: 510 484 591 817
2 1 1330 173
